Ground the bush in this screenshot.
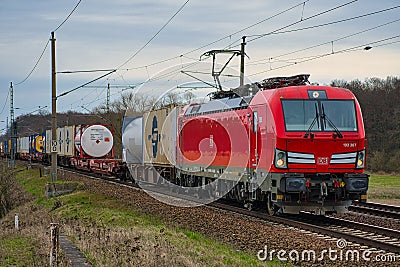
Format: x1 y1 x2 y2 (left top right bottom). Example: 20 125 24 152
0 163 30 219
0 164 15 218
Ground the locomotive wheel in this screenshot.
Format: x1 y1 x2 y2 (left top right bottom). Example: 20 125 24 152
266 193 276 215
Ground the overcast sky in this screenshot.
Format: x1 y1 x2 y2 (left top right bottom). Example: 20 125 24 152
0 0 399 132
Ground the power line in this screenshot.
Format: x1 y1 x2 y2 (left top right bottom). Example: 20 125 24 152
15 40 50 86
118 0 358 94
14 0 83 86
69 0 314 105
60 1 399 111
181 1 398 84
121 0 360 90
117 0 190 69
264 5 400 37
247 0 359 43
57 69 116 74
372 39 400 48
248 18 400 66
0 90 9 115
74 33 394 111
122 0 310 72
66 0 192 106
247 35 400 77
53 0 83 32
57 69 116 98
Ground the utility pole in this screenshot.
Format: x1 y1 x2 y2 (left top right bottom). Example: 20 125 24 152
51 32 57 182
106 83 110 114
10 82 15 168
240 36 246 87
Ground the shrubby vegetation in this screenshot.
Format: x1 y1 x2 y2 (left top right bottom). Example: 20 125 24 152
0 166 14 218
0 164 32 219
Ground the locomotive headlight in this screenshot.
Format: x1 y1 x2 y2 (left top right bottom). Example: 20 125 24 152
356 150 365 169
275 149 287 169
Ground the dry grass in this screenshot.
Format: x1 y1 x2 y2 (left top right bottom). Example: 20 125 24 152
0 202 53 266
63 222 188 266
54 190 270 267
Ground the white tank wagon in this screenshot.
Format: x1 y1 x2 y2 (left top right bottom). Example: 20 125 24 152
79 125 114 158
70 124 119 175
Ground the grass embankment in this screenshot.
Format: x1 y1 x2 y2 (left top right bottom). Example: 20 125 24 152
1 167 277 267
368 173 400 205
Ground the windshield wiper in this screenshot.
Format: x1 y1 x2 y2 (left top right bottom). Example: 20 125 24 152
304 103 319 138
321 103 343 138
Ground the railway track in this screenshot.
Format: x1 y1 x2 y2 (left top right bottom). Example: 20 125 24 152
58 166 400 255
211 201 400 255
297 212 400 251
350 201 400 220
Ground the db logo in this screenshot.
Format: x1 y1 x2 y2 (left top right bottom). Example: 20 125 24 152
317 157 329 165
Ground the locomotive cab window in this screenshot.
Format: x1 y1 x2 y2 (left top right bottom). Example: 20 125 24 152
282 99 357 132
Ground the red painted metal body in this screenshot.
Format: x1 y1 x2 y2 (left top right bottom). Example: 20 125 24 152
178 85 366 174
177 85 368 214
178 108 249 170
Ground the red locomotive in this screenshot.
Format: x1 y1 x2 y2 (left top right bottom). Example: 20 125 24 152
175 74 368 215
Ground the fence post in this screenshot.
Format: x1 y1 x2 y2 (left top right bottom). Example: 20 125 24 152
14 214 19 230
50 223 59 267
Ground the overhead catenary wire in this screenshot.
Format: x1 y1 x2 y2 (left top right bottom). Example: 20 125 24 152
13 0 83 86
138 0 400 88
245 0 359 43
62 0 321 105
247 35 400 77
6 0 311 110
63 0 398 111
115 0 358 93
121 0 360 85
53 0 83 32
117 0 190 69
72 35 400 112
262 5 400 37
112 1 312 92
372 39 400 48
66 0 192 105
57 69 116 74
122 0 311 72
248 17 400 66
14 40 50 86
57 70 117 98
143 1 399 89
0 91 10 115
